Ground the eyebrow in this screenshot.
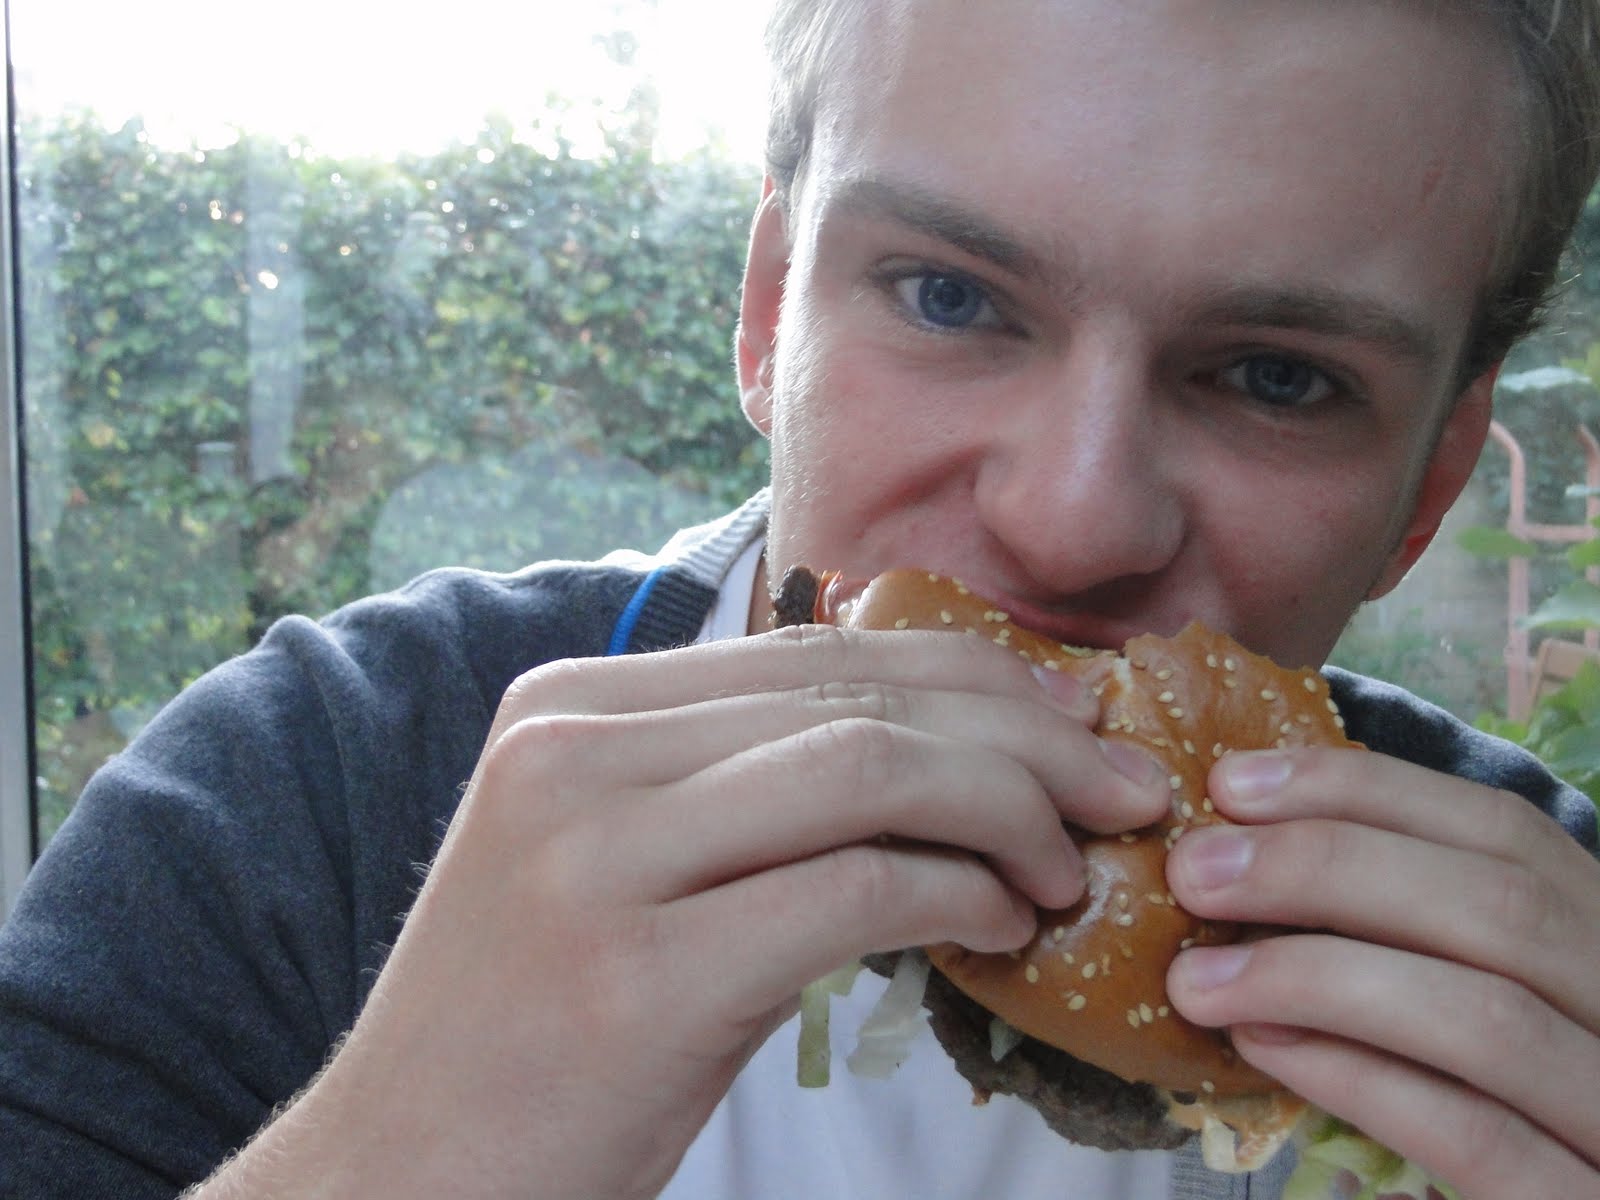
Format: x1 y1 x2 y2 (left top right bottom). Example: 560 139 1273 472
823 175 1056 284
1188 283 1445 371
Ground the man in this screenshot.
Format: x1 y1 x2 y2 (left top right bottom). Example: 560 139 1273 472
3 2 1599 1198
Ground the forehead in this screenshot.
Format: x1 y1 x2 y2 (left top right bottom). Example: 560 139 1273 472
795 0 1521 370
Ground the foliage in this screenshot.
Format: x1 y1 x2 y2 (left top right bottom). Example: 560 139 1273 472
1461 435 1600 808
19 112 766 837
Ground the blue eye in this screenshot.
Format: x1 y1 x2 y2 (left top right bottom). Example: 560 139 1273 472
893 272 996 330
1220 355 1336 408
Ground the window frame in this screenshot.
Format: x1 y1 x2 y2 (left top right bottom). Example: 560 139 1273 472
0 2 35 917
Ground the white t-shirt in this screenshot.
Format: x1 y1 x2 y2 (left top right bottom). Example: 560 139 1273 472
656 540 1173 1200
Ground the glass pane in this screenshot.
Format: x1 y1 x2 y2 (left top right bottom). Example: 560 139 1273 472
14 0 769 845
1328 200 1600 731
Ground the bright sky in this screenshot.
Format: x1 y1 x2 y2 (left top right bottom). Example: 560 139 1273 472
10 0 772 162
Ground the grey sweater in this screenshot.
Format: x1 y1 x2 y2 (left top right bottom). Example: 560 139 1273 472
0 495 1593 1197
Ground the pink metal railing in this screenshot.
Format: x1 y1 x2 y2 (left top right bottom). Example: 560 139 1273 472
1488 420 1600 721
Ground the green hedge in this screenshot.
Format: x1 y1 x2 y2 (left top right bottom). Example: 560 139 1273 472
20 113 767 837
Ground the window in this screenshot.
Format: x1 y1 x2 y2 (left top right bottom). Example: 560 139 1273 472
2 0 770 903
2 3 1598 915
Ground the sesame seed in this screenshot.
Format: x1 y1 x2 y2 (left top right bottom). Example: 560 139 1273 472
1183 740 1196 755
1127 1010 1142 1029
1206 654 1219 668
1179 801 1195 821
1326 698 1339 713
1120 943 1134 959
1224 657 1238 672
1168 706 1185 719
1179 937 1195 949
1201 798 1214 814
1025 964 1040 984
1042 659 1061 671
1151 736 1170 748
1063 952 1075 964
1052 926 1067 941
1335 715 1346 729
1082 962 1097 980
1212 743 1225 758
1116 892 1130 910
1115 913 1135 927
1166 892 1176 906
939 610 954 624
1158 1005 1170 1018
1222 678 1238 690
1169 774 1183 791
1119 832 1138 844
1139 1003 1154 1023
1157 690 1176 704
893 616 911 630
1201 1081 1216 1094
1302 676 1318 692
1067 994 1088 1011
1156 668 1173 681
996 610 1010 622
1261 689 1279 702
1147 892 1165 905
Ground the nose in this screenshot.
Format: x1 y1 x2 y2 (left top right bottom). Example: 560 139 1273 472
974 324 1185 597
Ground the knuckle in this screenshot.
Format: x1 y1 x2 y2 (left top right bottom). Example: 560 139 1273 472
815 843 901 922
764 620 851 657
1274 817 1361 886
1483 859 1568 948
1463 971 1548 1069
501 655 594 718
807 715 905 795
808 679 905 726
1452 1095 1539 1185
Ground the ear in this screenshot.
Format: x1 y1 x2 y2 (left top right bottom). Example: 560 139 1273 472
736 178 790 436
1367 364 1499 600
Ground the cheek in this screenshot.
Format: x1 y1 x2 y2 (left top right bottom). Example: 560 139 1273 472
1213 474 1405 660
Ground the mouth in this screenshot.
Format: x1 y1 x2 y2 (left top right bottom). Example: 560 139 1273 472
973 589 1152 654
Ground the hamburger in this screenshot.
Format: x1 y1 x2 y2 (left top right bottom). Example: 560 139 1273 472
772 565 1349 1172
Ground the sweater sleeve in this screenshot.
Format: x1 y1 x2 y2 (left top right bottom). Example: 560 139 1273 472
1325 666 1600 856
0 561 662 1195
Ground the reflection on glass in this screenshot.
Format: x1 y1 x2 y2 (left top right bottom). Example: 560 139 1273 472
13 0 769 843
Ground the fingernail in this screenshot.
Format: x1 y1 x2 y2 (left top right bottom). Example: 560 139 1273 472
1174 944 1251 991
1175 828 1254 891
1215 750 1293 806
1031 664 1093 717
1099 737 1165 788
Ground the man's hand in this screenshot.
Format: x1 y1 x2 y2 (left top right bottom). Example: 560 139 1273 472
193 624 1168 1200
1165 746 1600 1198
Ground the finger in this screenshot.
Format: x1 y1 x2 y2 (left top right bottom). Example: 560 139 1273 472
497 623 1098 731
659 837 1041 1025
1230 1027 1595 1200
1166 814 1600 1030
1208 745 1589 875
1168 933 1600 1165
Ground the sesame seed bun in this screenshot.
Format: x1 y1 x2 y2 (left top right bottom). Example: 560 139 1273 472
780 566 1356 1170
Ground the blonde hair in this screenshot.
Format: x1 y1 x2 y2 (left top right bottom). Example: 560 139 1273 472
762 0 1600 376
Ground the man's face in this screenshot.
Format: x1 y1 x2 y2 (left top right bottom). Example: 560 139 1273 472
740 0 1513 665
